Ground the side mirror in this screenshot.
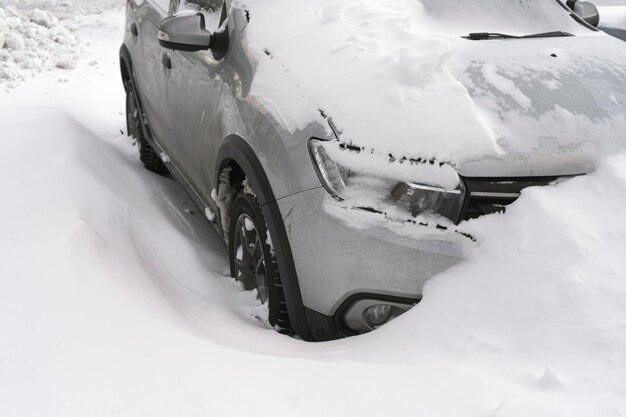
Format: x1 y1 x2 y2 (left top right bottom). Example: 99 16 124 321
572 1 600 27
158 12 213 52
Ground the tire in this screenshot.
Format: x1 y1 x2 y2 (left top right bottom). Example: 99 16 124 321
229 189 291 332
126 89 169 176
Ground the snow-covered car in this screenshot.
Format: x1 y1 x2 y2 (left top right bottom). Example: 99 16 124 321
120 0 626 341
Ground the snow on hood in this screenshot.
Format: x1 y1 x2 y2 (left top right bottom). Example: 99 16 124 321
452 35 626 176
235 0 626 175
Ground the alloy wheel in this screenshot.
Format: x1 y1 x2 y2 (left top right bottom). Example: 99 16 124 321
127 91 141 140
233 213 269 304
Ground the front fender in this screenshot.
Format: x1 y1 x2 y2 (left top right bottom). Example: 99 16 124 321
216 135 315 341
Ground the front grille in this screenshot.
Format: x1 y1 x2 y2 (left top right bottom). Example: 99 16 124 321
458 176 561 222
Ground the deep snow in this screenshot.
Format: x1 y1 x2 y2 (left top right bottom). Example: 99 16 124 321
0 0 121 86
1 2 626 417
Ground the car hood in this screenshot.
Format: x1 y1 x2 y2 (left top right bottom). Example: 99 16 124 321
449 34 626 177
241 0 626 178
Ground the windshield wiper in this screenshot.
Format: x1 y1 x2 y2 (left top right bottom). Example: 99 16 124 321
464 31 574 40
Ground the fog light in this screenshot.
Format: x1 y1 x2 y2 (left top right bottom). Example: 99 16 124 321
364 304 392 327
342 297 416 334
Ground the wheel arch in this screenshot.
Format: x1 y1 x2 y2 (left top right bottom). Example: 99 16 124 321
120 43 143 138
216 135 314 341
119 44 133 89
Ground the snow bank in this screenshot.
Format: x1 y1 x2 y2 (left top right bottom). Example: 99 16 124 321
0 0 120 86
360 154 626 415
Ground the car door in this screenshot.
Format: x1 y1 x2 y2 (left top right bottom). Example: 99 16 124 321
161 0 236 200
129 0 171 145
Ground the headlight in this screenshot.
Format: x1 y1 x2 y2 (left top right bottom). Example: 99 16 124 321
388 182 463 220
308 139 466 222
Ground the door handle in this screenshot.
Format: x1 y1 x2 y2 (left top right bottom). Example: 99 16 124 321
130 23 138 37
161 53 172 70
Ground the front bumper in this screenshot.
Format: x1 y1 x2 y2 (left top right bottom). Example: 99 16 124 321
276 187 471 339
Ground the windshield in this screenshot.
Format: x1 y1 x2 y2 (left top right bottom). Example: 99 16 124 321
419 0 588 36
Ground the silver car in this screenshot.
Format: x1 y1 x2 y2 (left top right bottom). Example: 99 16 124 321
120 0 626 340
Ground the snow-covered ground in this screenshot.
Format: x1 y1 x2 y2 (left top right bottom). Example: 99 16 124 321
0 0 123 85
2 2 626 417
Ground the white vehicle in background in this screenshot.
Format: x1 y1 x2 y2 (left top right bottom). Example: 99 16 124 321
595 0 626 40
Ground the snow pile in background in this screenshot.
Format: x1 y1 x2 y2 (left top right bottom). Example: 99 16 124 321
0 0 120 86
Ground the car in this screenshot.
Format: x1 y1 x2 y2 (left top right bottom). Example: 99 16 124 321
120 0 626 341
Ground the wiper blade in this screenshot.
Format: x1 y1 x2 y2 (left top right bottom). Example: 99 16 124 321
465 31 574 40
522 31 575 39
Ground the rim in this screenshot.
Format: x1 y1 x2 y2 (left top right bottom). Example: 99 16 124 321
233 213 269 305
127 92 141 139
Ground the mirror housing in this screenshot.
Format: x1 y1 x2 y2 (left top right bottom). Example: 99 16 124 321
158 12 213 52
572 1 600 27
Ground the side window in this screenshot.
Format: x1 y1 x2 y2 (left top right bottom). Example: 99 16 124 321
185 0 224 13
181 0 227 28
152 0 172 11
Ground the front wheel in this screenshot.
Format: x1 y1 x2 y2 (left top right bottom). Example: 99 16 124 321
229 189 290 332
